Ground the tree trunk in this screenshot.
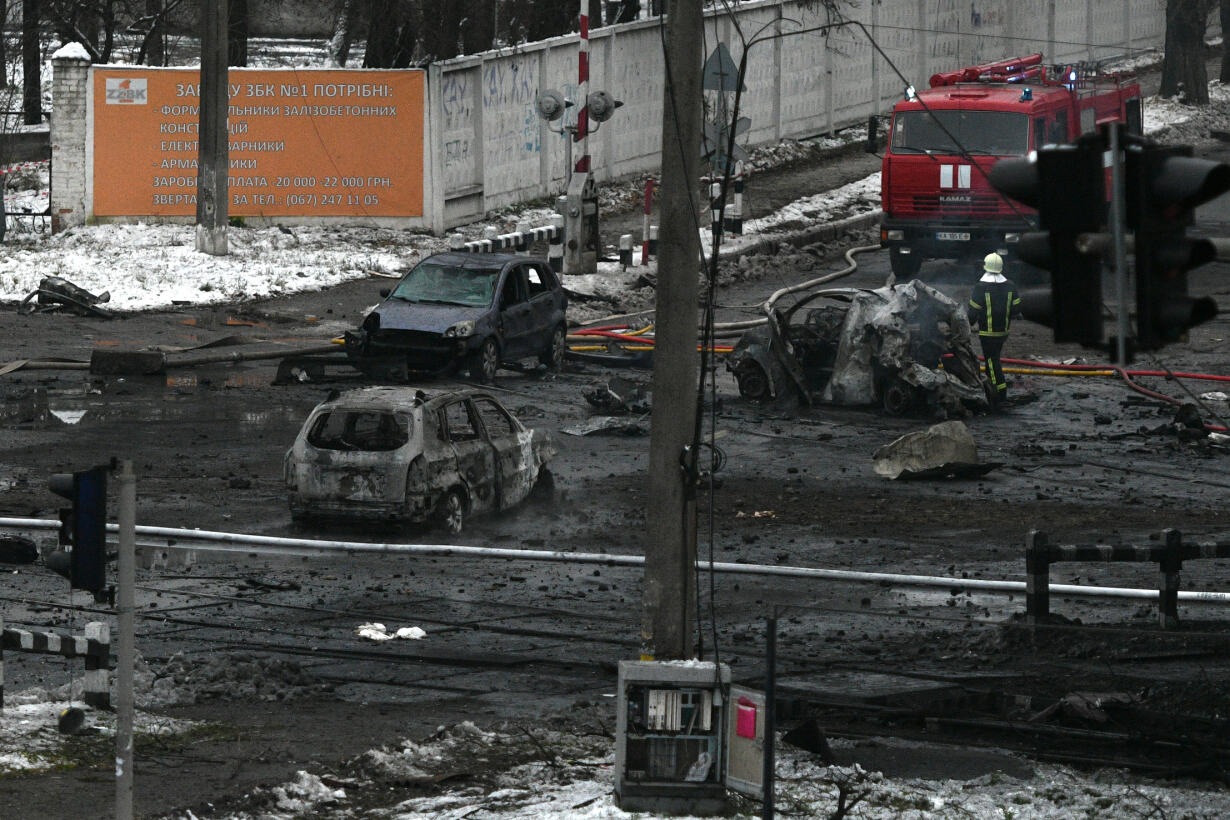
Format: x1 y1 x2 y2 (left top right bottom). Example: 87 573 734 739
1221 0 1230 82
100 0 116 63
145 0 165 66
1160 0 1211 103
363 0 401 67
228 0 249 66
22 0 41 125
328 0 359 66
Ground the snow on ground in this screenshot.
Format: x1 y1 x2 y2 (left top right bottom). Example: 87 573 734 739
4 69 1225 317
158 722 1230 819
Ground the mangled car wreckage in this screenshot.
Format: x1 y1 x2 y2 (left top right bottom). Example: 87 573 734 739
284 387 555 533
728 280 991 416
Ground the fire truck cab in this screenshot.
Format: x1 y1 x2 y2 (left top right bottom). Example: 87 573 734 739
879 54 1142 278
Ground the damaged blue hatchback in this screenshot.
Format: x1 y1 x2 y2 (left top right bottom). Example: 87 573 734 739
345 252 568 382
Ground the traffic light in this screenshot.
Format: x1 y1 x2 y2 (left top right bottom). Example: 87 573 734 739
988 135 1107 346
1126 143 1229 349
48 467 108 592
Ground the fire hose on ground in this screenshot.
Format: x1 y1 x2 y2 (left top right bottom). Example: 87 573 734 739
1 517 1228 607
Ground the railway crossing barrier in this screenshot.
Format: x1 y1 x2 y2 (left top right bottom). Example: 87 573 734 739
0 616 111 709
1026 529 1230 628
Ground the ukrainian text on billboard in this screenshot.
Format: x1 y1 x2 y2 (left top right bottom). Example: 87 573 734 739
93 68 425 218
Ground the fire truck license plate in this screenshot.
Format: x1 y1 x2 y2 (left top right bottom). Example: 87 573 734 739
935 231 971 241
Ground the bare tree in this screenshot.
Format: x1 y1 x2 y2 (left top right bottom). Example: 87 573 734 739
21 0 39 124
1160 0 1214 103
328 0 360 66
1220 0 1230 82
228 0 248 65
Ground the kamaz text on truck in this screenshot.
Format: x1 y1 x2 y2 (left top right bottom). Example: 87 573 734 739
879 54 1142 278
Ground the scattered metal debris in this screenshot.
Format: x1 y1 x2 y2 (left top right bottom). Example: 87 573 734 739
561 415 647 437
17 276 114 319
583 377 650 414
872 420 998 480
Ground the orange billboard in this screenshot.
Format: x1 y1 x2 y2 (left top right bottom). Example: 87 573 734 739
92 68 424 218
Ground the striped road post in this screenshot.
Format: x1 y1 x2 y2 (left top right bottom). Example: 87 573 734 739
0 620 112 709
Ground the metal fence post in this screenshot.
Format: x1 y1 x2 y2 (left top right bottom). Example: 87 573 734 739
1026 530 1050 624
763 615 775 820
1159 529 1182 629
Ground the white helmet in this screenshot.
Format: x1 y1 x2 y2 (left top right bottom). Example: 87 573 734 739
983 252 1004 274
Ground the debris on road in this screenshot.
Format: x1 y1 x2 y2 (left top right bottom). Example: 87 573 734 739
872 420 998 480
17 276 114 319
561 415 646 437
0 534 38 564
355 623 427 642
582 376 650 414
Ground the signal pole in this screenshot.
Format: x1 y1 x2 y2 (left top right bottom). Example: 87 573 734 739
197 0 229 255
643 0 703 661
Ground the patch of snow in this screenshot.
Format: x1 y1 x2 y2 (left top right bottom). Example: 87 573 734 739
355 622 427 641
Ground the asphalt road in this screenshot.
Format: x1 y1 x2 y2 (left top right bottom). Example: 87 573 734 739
4 129 1230 818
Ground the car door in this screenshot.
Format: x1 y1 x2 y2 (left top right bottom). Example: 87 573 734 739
473 397 536 509
441 398 498 514
523 262 562 352
496 265 533 359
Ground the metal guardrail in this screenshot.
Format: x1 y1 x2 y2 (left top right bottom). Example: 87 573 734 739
1026 529 1230 628
3 518 1229 611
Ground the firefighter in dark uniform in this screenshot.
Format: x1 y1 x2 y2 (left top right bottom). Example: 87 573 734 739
967 252 1021 405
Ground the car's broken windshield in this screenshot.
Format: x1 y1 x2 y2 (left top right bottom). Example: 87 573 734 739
389 262 499 307
308 410 411 452
891 110 1028 156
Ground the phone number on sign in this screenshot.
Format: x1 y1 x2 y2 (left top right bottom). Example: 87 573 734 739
284 193 381 206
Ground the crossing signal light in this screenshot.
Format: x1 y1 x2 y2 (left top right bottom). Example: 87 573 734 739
1127 144 1229 349
47 467 108 592
989 135 1107 346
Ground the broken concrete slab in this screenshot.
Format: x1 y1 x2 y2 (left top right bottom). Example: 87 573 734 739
873 420 998 480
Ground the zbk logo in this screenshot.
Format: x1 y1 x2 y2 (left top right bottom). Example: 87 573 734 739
105 78 147 104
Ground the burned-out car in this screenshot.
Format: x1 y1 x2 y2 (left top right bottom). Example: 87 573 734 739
728 281 991 416
284 387 555 534
345 252 568 382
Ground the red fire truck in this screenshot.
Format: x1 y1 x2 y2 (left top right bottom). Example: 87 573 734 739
879 53 1142 278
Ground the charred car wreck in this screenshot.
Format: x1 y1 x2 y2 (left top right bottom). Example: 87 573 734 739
728 280 991 416
285 387 555 534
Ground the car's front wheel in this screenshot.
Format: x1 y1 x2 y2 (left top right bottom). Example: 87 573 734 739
468 337 499 383
539 326 566 371
436 488 466 535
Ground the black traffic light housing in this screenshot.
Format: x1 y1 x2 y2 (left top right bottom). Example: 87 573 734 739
48 466 108 592
988 134 1107 346
1126 143 1229 349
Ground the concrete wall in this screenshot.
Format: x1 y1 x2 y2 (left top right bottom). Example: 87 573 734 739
427 0 1176 230
52 0 1184 233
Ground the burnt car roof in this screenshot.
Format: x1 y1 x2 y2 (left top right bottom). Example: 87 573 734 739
315 387 500 413
420 251 542 270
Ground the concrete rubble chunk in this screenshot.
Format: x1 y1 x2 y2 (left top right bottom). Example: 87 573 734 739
873 420 996 480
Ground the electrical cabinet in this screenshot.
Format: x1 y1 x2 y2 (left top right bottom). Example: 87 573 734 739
615 660 739 815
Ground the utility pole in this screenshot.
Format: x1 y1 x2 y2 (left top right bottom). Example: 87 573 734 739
196 0 229 255
643 0 703 661
114 461 136 820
